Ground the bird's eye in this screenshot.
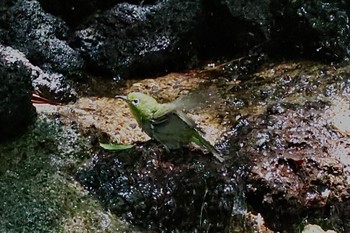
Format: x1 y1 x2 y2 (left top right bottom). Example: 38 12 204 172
131 99 139 105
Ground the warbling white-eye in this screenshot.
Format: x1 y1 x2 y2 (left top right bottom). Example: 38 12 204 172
117 92 224 162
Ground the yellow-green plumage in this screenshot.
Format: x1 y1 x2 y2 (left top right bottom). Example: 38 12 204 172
117 92 224 162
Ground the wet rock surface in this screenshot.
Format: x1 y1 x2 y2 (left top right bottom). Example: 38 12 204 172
0 0 350 232
233 102 350 232
221 62 350 232
27 61 350 232
77 144 244 232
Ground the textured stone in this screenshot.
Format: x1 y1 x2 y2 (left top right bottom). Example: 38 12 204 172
0 60 36 142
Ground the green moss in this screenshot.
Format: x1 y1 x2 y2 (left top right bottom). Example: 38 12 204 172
0 117 133 232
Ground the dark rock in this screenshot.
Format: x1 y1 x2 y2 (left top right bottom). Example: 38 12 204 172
76 143 245 232
6 0 84 76
0 44 77 102
198 0 270 59
38 0 158 27
0 0 10 44
74 0 203 78
207 0 350 62
2 0 349 81
270 0 350 61
73 0 270 78
0 60 36 142
222 0 272 33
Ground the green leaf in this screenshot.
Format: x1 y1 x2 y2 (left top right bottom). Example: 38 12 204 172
99 143 134 151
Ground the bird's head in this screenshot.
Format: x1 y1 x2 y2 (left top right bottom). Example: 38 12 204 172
116 92 158 120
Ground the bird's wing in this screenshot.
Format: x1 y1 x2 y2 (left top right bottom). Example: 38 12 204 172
175 110 206 135
174 110 196 128
151 108 205 135
172 86 221 112
152 103 177 119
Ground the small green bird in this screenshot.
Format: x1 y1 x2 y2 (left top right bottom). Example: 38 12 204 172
116 92 224 162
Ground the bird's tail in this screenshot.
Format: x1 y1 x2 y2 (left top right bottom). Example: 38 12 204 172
191 133 224 162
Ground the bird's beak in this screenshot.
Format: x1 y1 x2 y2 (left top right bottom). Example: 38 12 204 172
115 95 127 101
